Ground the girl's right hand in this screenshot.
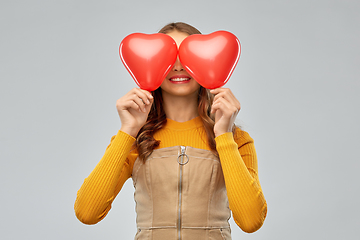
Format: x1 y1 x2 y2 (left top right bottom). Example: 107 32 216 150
116 88 154 138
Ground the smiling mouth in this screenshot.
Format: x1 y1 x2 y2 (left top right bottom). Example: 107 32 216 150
170 77 191 82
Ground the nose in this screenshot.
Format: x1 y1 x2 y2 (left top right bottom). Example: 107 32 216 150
172 57 184 71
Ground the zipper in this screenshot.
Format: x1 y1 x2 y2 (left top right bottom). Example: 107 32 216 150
177 146 187 240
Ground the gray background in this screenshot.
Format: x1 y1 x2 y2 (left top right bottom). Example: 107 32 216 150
1 0 359 239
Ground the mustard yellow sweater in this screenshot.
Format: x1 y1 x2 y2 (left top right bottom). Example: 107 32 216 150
74 117 267 233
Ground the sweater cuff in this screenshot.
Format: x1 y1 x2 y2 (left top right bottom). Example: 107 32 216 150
112 130 136 147
215 132 238 152
105 130 136 160
117 130 136 142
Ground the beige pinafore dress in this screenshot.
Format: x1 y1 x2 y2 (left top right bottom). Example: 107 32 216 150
132 146 232 240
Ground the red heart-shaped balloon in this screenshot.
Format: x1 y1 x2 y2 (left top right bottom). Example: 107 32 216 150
179 31 241 89
119 33 178 91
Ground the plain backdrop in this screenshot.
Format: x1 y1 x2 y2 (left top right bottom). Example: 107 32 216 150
1 0 359 239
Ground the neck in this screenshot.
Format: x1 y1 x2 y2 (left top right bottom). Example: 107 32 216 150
162 91 199 122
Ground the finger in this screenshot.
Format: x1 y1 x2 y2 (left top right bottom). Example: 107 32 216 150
211 97 239 115
133 88 152 105
139 89 154 99
126 88 151 105
211 88 237 98
209 88 224 95
211 98 228 114
213 93 235 108
138 89 154 102
212 89 240 111
119 99 142 112
210 88 234 97
130 95 147 112
131 89 155 112
123 92 146 112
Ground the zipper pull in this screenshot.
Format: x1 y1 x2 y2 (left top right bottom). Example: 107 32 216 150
180 146 186 155
177 146 189 165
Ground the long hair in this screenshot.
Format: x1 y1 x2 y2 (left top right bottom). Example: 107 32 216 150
135 22 235 161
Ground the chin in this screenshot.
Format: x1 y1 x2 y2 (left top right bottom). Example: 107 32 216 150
160 85 200 98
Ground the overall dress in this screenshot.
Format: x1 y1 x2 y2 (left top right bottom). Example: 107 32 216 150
132 145 232 240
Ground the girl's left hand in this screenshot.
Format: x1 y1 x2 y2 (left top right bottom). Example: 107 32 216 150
210 88 241 137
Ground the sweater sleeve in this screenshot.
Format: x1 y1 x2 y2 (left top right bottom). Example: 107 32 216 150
74 130 137 224
215 129 267 233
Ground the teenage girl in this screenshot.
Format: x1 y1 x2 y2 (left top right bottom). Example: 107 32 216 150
75 22 267 240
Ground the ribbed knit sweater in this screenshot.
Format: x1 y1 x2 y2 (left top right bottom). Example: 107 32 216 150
74 117 267 233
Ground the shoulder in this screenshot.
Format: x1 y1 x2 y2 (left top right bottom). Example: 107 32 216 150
233 127 254 148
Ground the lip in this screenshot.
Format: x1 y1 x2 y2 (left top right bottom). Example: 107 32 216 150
168 74 192 84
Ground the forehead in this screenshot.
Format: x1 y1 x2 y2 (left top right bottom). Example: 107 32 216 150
166 30 189 47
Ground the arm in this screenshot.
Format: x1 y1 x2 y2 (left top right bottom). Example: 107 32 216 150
210 88 267 232
74 131 136 224
74 88 153 224
216 130 267 233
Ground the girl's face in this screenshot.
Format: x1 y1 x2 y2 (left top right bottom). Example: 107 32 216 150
160 30 201 98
